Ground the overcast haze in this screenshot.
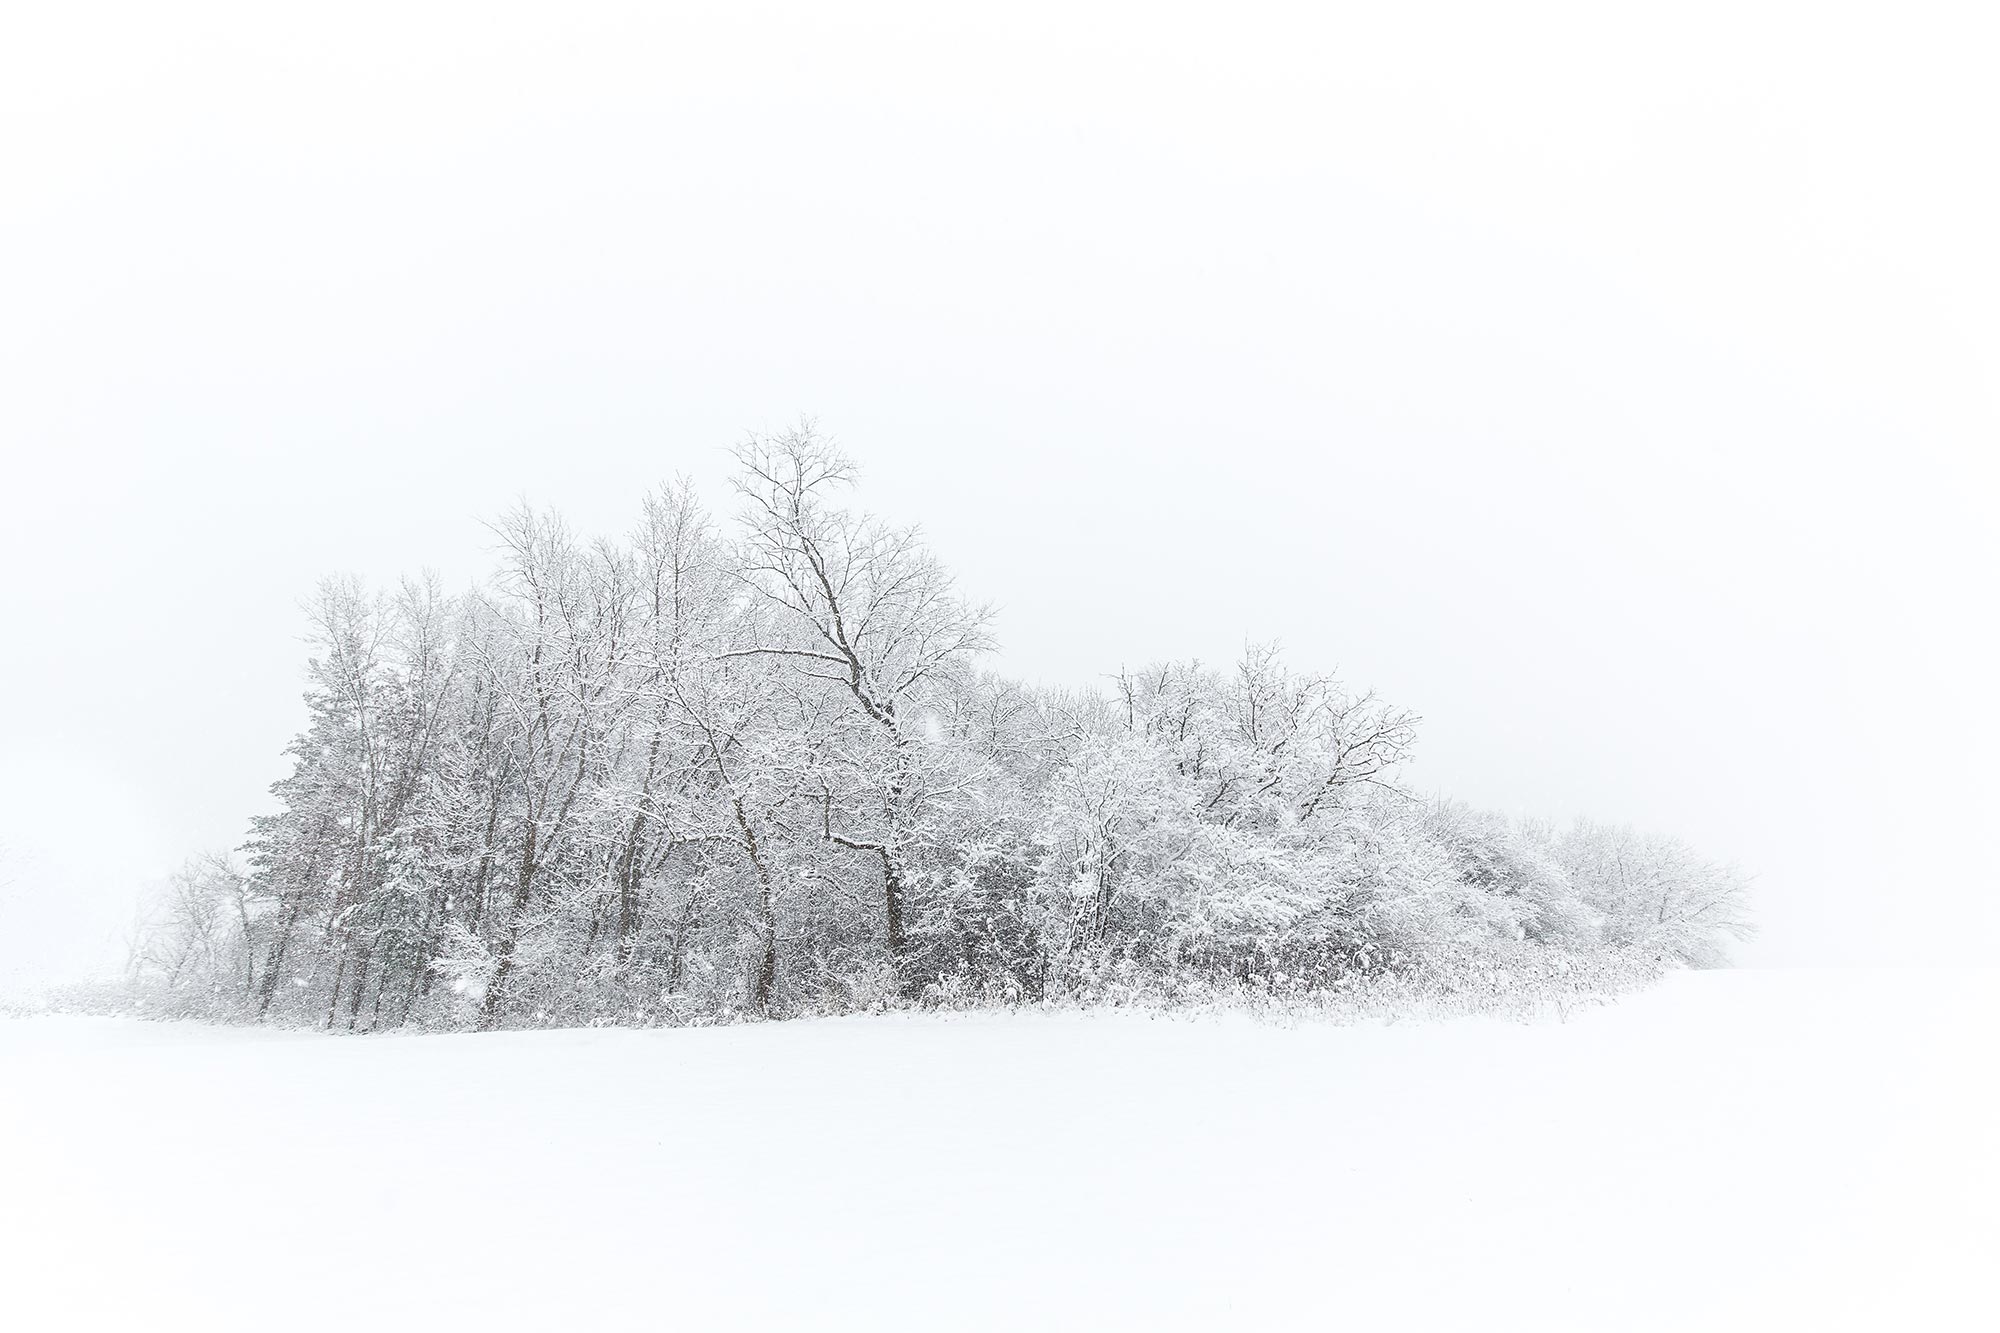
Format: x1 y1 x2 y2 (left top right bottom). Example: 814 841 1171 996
2 1 1995 990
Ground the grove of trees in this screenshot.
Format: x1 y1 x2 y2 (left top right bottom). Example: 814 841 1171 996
130 427 1753 1029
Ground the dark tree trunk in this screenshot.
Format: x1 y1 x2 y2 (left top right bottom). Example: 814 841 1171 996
479 821 539 1031
324 949 349 1030
345 944 373 1031
256 900 303 1019
732 797 780 1015
881 850 908 957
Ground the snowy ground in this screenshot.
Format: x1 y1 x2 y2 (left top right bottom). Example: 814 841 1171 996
2 971 1995 1331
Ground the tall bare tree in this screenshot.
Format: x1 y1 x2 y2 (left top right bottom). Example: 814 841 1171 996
727 425 994 982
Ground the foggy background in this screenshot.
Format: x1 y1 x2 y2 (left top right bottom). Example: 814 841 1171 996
3 1 1994 992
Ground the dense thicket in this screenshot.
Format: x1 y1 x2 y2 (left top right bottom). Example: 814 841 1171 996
130 428 1752 1028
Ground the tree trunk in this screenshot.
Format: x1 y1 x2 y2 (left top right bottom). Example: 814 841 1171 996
881 849 908 957
732 797 780 1015
256 900 302 1019
324 948 349 1029
479 821 539 1031
345 943 373 1031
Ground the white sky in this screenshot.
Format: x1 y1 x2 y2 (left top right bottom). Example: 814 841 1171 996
3 1 1995 987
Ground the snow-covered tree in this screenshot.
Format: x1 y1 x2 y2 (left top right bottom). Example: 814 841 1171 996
133 433 1752 1028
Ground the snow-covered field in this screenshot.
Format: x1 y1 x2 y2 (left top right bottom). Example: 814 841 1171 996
2 971 1994 1331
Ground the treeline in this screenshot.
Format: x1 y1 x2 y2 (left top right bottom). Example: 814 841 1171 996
129 428 1752 1029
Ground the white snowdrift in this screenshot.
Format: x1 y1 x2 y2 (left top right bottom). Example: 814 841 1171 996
2 969 1995 1331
